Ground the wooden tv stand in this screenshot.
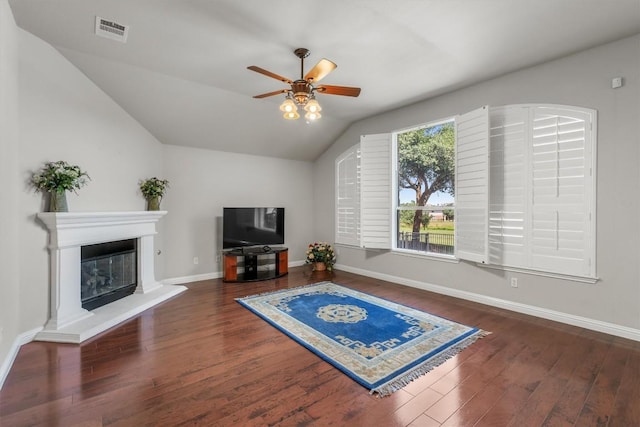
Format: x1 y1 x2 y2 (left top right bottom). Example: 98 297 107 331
223 247 288 282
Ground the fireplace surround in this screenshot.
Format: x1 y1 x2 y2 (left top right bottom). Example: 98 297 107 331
35 211 186 343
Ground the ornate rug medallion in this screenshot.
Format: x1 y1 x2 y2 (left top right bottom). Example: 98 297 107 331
236 281 488 396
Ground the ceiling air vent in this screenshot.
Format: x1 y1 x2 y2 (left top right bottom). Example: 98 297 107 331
95 16 129 43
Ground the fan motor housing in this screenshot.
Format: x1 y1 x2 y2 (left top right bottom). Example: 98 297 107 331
292 80 312 103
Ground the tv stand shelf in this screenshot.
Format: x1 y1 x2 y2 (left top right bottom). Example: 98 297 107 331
223 247 288 282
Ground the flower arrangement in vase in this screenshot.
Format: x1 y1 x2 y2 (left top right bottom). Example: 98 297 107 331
139 177 169 211
31 160 90 212
305 242 336 271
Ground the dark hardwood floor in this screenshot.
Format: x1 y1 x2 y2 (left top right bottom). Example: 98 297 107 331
2 267 639 426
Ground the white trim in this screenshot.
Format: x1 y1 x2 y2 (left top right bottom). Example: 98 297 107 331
392 248 459 264
161 260 307 286
333 264 640 342
162 272 221 285
0 327 42 390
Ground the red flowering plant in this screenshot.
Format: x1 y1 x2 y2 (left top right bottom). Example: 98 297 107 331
305 242 336 271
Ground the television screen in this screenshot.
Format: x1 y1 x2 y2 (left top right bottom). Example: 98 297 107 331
223 207 285 249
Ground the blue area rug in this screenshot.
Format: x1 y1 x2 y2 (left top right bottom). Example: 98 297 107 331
236 282 488 396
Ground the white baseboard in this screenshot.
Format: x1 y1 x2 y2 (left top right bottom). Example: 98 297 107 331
334 263 640 342
289 260 306 268
162 260 307 286
0 327 42 390
162 272 222 285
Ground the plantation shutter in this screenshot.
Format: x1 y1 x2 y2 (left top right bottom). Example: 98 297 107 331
335 144 361 246
455 106 490 263
529 106 595 277
488 106 528 267
360 133 392 249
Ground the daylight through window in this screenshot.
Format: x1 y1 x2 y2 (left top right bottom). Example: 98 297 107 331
395 120 455 255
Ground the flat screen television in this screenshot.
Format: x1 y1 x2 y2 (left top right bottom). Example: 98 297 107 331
223 207 285 250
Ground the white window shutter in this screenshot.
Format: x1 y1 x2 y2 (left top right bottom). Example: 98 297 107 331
529 106 595 277
335 144 361 246
455 106 490 263
488 106 528 267
360 133 392 249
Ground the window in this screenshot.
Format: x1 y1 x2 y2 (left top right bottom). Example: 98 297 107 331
395 120 456 256
335 103 596 279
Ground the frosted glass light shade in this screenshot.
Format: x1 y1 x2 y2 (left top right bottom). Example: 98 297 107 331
279 98 297 113
305 111 321 121
304 98 322 113
283 110 300 120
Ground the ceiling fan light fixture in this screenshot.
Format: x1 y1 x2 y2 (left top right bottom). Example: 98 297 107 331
283 110 300 120
304 98 321 113
248 48 360 123
294 92 309 105
279 98 297 113
305 111 321 121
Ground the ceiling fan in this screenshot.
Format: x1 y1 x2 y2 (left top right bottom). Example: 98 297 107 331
248 48 361 120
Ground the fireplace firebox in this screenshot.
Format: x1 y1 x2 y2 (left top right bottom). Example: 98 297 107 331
81 239 137 310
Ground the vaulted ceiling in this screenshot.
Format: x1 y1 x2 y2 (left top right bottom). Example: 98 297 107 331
9 0 640 161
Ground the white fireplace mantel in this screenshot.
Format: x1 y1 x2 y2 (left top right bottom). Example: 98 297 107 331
35 211 186 343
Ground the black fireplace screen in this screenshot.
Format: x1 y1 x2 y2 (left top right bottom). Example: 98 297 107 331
81 239 137 310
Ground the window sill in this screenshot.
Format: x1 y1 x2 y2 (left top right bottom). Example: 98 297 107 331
477 263 599 284
391 248 459 264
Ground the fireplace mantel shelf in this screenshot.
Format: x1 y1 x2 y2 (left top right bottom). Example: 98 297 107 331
36 210 186 343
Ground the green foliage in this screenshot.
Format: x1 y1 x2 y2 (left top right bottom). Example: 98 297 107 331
139 177 170 199
31 160 90 193
443 208 454 221
397 122 455 232
399 202 431 230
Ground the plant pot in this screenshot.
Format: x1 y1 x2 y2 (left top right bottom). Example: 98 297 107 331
49 190 68 212
146 196 161 211
313 262 327 271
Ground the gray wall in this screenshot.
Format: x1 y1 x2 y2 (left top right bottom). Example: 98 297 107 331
314 34 640 331
0 0 21 385
161 144 314 280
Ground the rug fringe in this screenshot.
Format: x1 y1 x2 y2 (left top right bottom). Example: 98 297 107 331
371 330 491 397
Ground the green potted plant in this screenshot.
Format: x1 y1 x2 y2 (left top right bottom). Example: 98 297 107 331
305 242 336 271
139 177 169 211
31 160 90 212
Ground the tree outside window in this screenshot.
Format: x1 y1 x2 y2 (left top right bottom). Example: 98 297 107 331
396 120 455 254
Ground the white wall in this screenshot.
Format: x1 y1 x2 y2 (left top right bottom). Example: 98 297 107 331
161 145 314 280
17 29 164 335
314 34 640 332
0 0 22 387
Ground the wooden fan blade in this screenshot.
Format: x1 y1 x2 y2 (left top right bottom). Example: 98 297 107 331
304 59 337 83
316 85 361 97
247 66 292 84
253 89 289 99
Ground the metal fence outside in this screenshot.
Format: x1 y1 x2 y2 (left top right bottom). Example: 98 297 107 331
397 231 454 255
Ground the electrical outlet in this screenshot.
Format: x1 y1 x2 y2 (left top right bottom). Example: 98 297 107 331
510 277 518 288
193 257 199 265
216 254 221 263
612 77 623 89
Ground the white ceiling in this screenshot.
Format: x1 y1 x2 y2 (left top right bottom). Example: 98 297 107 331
9 0 640 161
